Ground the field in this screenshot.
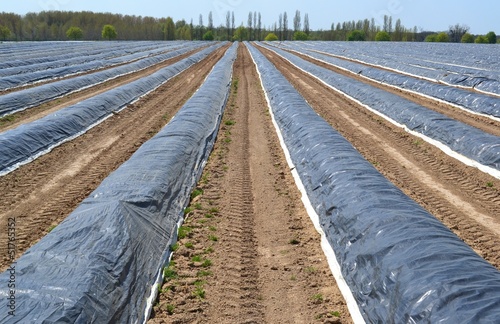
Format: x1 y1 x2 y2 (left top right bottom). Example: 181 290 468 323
0 41 499 323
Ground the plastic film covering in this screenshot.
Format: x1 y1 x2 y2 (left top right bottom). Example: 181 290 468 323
0 43 224 176
0 42 205 117
259 43 500 173
0 42 237 323
278 43 500 119
0 42 172 77
247 42 500 323
291 41 500 96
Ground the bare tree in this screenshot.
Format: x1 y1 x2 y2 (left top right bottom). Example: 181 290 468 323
278 13 283 40
449 23 470 43
293 10 301 32
253 11 257 40
226 11 231 40
231 11 235 38
283 11 288 40
208 11 213 31
304 13 310 35
383 15 389 32
247 12 253 41
257 12 262 41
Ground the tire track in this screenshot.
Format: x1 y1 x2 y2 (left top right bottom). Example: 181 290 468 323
0 45 229 271
259 46 500 269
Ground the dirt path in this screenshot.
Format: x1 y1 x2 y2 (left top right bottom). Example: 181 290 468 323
149 44 353 323
0 45 229 271
0 46 206 132
257 45 500 270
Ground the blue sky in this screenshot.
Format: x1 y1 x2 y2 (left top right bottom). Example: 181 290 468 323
2 0 498 34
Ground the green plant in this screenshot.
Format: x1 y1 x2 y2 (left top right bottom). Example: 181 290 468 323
201 259 212 267
486 182 494 188
224 120 236 126
312 293 323 302
330 311 341 317
204 246 214 254
209 234 218 242
66 26 83 40
193 286 206 299
47 225 57 233
0 115 16 125
185 242 194 249
178 226 192 239
170 242 179 251
375 31 391 41
486 31 497 44
191 188 204 200
232 79 239 91
191 255 202 262
194 203 203 210
305 266 317 273
209 226 217 232
289 238 300 245
204 213 214 219
102 24 117 40
264 32 279 41
347 30 365 41
166 304 175 315
184 207 194 215
293 31 308 41
197 270 212 277
163 266 177 281
208 207 219 214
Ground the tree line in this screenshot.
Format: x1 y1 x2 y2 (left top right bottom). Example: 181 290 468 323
0 10 497 43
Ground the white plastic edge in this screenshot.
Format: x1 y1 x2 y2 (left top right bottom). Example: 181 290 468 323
246 42 366 324
280 46 500 124
260 43 500 181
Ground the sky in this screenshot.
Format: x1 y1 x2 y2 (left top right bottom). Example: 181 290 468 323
1 0 499 35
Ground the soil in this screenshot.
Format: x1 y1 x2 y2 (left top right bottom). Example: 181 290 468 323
148 44 353 323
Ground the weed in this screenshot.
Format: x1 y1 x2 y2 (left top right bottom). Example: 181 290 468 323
170 242 179 251
0 115 16 125
305 266 317 273
47 225 57 233
290 275 297 281
197 270 212 277
201 172 210 184
184 242 194 249
204 213 214 219
330 311 341 317
413 139 423 147
191 188 203 200
178 226 192 239
197 219 208 224
191 255 202 262
184 207 194 215
201 259 212 267
312 294 323 302
232 79 239 91
166 304 175 315
163 266 177 282
289 238 300 245
204 246 214 254
209 234 218 242
209 226 217 232
208 207 219 214
224 120 236 126
224 137 232 143
193 286 206 299
162 113 170 121
194 203 203 210
486 182 494 188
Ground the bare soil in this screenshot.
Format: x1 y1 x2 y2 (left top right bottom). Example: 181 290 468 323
257 44 500 269
0 45 229 271
148 44 353 323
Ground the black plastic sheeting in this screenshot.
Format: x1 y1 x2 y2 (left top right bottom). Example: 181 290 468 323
0 42 237 323
0 42 170 77
0 42 206 117
0 43 190 90
277 43 500 119
259 43 500 173
0 43 224 176
288 42 500 95
247 42 500 323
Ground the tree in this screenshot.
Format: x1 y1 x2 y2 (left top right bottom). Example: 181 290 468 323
304 13 310 35
66 26 83 40
347 30 365 41
448 24 469 42
0 24 12 41
278 13 283 41
163 17 175 40
461 33 474 43
226 11 231 41
265 32 278 41
475 35 489 44
203 30 214 41
293 31 308 41
102 24 117 40
208 11 213 31
257 12 262 41
293 10 301 32
436 32 449 42
233 25 248 41
283 11 288 40
247 12 253 41
425 34 438 42
375 31 391 41
486 31 497 44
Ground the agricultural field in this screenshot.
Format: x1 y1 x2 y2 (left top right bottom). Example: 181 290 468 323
0 40 499 323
